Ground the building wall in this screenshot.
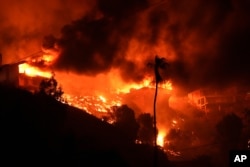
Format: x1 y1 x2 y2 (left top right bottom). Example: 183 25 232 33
188 87 250 112
19 74 44 93
0 64 19 86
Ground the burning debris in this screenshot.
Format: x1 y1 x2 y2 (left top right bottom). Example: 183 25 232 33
62 93 122 117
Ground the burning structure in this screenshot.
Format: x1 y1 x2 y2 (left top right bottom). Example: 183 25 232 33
0 52 53 92
0 51 173 119
188 87 250 112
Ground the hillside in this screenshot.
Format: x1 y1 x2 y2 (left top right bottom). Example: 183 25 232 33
0 85 169 166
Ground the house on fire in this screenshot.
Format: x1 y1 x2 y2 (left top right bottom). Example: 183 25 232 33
188 87 250 112
0 54 47 92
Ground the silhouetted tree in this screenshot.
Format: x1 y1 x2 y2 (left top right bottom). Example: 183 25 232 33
149 56 169 145
216 113 243 149
149 55 169 166
111 105 139 142
39 73 64 101
214 113 243 167
137 113 155 145
165 128 193 151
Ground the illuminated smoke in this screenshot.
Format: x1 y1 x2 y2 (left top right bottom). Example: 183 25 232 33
0 0 96 64
51 0 250 89
1 0 250 89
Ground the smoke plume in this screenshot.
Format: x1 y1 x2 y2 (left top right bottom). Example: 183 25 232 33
0 0 95 63
1 0 250 89
53 0 250 90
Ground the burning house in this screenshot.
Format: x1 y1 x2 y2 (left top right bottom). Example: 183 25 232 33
188 87 250 112
0 53 53 93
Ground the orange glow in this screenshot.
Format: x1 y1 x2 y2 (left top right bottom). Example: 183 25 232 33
53 70 173 121
99 95 107 103
161 81 173 91
42 54 55 65
157 130 166 147
19 63 52 78
116 78 152 93
172 119 177 124
28 53 59 66
116 77 173 93
62 93 122 115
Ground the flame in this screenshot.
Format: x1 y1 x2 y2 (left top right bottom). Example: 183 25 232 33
28 53 58 66
62 93 122 115
18 52 57 78
41 54 55 65
157 130 166 147
116 77 173 93
18 63 52 78
99 95 107 103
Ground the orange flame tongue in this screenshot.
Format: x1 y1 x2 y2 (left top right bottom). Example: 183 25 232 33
116 77 173 94
19 63 52 78
157 131 166 147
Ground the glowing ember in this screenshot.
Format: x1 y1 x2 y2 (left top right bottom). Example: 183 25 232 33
99 95 107 103
172 120 178 127
172 120 177 124
157 131 166 147
18 63 52 78
62 93 122 117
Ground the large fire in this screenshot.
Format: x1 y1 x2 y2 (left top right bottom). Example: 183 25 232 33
18 53 58 78
18 55 173 115
17 52 174 149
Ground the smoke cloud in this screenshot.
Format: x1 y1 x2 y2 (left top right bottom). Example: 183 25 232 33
1 0 250 90
53 0 250 90
0 0 95 63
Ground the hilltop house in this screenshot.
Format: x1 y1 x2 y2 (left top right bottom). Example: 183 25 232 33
188 87 250 112
0 54 50 92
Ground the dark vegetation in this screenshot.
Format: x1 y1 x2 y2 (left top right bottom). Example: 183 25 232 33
1 83 249 167
0 85 169 166
39 74 64 101
164 106 250 167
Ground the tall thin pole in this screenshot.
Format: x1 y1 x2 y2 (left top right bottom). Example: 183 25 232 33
153 69 158 167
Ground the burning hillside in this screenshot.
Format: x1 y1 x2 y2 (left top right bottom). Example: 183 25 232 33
1 1 250 166
9 50 178 153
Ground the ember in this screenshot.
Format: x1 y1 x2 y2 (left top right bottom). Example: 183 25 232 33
62 93 122 117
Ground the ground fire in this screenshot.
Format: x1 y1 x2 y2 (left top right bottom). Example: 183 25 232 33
1 52 172 149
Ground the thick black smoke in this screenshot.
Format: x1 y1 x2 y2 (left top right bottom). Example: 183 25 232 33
42 0 250 89
53 0 150 81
